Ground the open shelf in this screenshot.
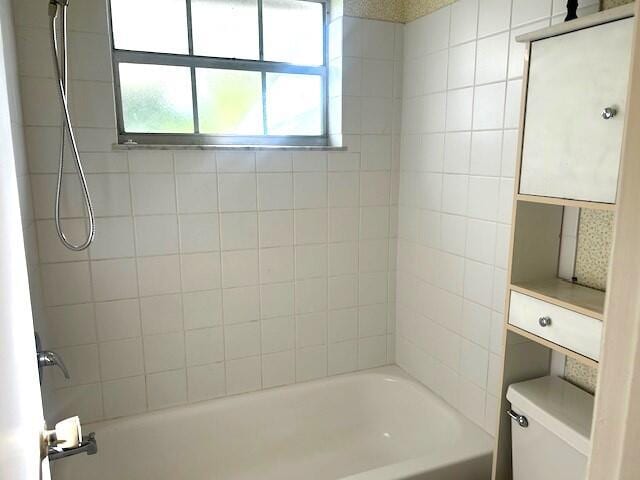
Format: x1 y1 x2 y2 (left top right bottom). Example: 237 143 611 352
516 193 616 212
506 323 599 369
511 278 605 321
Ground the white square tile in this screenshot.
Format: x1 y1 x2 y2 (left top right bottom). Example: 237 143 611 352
359 239 389 273
88 174 133 218
511 0 552 27
221 250 258 288
463 259 494 307
448 42 476 89
260 247 294 284
130 174 176 215
262 351 295 388
328 172 359 207
467 176 500 221
102 376 146 418
218 173 257 212
423 6 451 54
470 131 502 176
362 19 395 60
95 299 141 341
183 290 223 329
361 59 394 97
174 151 217 173
217 151 255 172
42 261 92 306
260 283 294 318
423 50 449 94
358 272 388 305
295 278 327 314
295 209 328 244
187 363 226 401
146 369 187 410
37 219 89 263
423 92 447 133
450 0 478 45
328 242 358 276
256 151 292 172
262 316 295 353
295 245 328 279
328 275 358 310
360 207 390 240
458 378 487 427
360 171 390 206
294 173 327 209
90 217 135 260
226 356 261 394
179 214 220 253
257 173 293 210
446 88 473 131
51 383 104 424
52 344 100 387
465 219 497 264
176 174 219 214
504 79 523 129
135 215 179 256
143 332 185 373
359 304 388 337
185 327 224 366
91 258 138 302
223 286 260 324
137 255 181 296
361 135 392 171
296 312 327 348
220 212 258 251
128 151 173 173
296 345 327 381
462 299 492 347
440 214 467 256
99 338 144 380
444 132 471 174
501 130 518 178
441 174 469 216
328 341 357 375
329 208 358 242
478 0 512 37
472 83 506 130
475 32 509 84
181 252 222 292
140 294 183 335
259 210 293 247
46 303 96 348
358 335 387 368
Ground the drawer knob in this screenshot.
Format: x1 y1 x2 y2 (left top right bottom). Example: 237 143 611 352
602 107 617 120
539 316 552 327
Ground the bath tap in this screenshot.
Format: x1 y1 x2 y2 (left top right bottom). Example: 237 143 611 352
37 350 70 379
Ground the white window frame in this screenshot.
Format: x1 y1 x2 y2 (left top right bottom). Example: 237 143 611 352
108 0 329 146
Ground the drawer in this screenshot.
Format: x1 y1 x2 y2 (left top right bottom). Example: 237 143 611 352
508 291 602 361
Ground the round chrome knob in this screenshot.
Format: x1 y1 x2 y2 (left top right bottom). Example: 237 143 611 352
538 316 552 327
602 107 617 120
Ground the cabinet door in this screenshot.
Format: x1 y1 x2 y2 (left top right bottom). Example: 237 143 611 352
520 17 633 204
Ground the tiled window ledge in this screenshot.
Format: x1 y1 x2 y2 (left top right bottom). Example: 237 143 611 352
113 143 347 152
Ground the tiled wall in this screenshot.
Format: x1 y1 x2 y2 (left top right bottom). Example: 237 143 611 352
12 0 402 423
395 0 599 434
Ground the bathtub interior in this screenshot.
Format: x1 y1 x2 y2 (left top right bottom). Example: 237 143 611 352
52 368 492 480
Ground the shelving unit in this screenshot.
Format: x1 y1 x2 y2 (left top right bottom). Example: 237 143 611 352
491 5 635 480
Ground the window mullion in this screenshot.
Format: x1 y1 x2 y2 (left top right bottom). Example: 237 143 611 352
186 0 199 134
258 0 268 135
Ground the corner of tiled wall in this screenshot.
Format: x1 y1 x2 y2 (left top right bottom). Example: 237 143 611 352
395 0 600 436
11 0 404 424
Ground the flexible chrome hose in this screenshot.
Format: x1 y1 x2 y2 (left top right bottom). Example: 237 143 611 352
49 2 95 251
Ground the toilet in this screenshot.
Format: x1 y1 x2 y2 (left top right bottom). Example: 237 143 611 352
507 376 595 480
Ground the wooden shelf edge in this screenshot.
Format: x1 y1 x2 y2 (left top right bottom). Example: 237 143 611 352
510 281 605 321
516 193 616 211
506 323 599 369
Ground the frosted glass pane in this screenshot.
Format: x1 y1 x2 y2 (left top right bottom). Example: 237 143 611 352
120 63 194 133
196 69 263 135
263 0 324 65
192 0 259 60
266 73 322 135
110 0 188 54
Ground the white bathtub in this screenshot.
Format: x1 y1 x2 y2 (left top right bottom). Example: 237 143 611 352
51 367 493 480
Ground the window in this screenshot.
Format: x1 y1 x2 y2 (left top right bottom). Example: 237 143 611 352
108 0 328 146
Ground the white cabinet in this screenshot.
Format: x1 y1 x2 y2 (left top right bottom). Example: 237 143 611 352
520 17 634 204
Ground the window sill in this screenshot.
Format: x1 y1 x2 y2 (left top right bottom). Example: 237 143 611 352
112 143 347 152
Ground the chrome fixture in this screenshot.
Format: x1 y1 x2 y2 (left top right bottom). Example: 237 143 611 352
48 432 98 462
538 316 552 327
37 349 70 379
507 409 529 428
602 107 617 120
49 0 96 251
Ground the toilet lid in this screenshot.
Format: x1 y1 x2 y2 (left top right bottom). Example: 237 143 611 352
507 376 594 455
